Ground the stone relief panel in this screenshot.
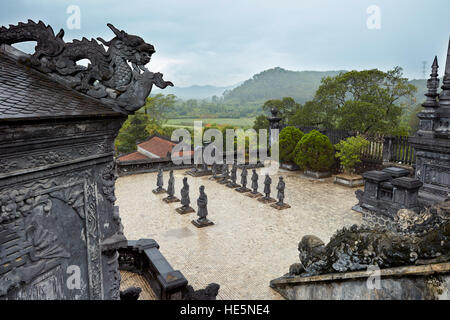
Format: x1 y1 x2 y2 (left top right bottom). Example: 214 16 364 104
0 170 104 299
0 141 112 176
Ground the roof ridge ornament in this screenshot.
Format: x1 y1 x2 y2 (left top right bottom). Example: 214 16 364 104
0 20 173 114
423 56 440 108
439 37 450 107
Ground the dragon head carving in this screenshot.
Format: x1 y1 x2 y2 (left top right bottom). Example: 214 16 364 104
0 20 173 114
98 23 155 73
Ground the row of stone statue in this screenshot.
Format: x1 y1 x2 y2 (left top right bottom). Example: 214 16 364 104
210 163 290 210
153 169 214 228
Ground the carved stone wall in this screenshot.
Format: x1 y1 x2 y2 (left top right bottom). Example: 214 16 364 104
0 115 127 300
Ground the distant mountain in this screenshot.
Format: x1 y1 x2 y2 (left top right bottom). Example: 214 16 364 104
154 67 430 108
152 83 241 100
223 67 347 104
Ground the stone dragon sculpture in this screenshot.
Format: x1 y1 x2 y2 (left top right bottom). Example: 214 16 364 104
0 20 173 113
289 200 449 277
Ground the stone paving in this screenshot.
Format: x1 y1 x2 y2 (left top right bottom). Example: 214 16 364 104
116 168 363 300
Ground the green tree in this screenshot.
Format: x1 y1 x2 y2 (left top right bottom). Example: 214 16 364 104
294 130 334 172
115 94 177 154
115 112 150 154
253 114 269 131
291 67 417 134
279 126 304 163
334 136 370 174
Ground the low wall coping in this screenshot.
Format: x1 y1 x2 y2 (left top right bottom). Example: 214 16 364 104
270 262 450 286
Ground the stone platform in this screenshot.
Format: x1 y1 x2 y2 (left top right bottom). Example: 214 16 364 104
152 188 167 194
246 192 262 198
163 196 180 203
191 218 215 228
236 187 251 193
258 197 277 204
271 203 291 210
176 206 195 214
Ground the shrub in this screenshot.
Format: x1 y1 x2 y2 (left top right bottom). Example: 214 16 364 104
279 126 304 163
294 130 334 172
334 135 370 174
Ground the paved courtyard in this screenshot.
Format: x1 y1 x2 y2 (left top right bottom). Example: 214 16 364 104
116 168 362 300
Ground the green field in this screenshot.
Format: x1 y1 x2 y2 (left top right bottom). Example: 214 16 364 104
165 117 255 128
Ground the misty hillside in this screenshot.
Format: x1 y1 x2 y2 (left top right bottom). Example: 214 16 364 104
223 67 346 104
154 67 429 109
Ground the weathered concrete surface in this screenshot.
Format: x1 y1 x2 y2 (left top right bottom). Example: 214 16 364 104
270 263 450 300
116 169 362 299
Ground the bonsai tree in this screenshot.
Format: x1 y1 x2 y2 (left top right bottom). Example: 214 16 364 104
334 135 370 175
279 126 304 163
294 130 334 172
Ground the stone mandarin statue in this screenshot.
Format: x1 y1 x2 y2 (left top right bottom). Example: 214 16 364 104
258 174 276 203
163 170 179 203
246 169 262 198
276 176 285 205
226 163 239 188
271 176 291 210
192 186 214 228
176 177 195 214
236 166 251 193
218 164 230 184
152 168 166 194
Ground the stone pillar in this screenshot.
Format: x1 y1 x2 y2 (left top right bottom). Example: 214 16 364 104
268 108 282 148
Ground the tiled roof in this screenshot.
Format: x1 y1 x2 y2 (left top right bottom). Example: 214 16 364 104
138 135 177 158
117 134 194 162
117 151 149 162
0 52 119 121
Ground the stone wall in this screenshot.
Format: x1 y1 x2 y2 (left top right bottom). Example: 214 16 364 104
270 263 450 300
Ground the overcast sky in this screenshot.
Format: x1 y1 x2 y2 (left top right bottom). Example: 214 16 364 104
1 0 449 87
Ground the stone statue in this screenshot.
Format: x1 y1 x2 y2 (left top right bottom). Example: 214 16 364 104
251 169 259 193
258 174 276 203
209 162 219 180
264 174 271 197
246 169 262 198
163 170 179 203
152 168 166 194
276 177 285 204
271 176 290 210
218 164 230 184
192 186 214 228
0 20 173 114
176 177 195 214
186 145 212 177
236 167 251 193
241 167 248 188
226 163 239 188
